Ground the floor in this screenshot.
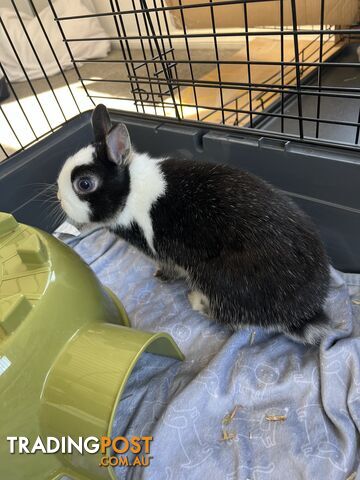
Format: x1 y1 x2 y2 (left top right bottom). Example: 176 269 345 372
179 36 343 126
261 43 360 146
0 39 358 161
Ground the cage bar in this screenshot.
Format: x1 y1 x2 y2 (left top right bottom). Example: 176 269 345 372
0 0 359 161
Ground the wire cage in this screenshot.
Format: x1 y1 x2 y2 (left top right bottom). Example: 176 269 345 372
0 0 359 164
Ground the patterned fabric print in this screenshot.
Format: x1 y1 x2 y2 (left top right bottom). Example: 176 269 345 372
59 226 360 480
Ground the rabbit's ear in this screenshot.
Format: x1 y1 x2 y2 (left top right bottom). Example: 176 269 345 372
106 123 132 165
92 104 112 142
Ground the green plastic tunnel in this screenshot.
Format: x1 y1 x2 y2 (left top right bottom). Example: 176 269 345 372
0 212 183 480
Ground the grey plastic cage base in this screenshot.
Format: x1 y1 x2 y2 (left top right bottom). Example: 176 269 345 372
0 110 359 272
0 77 9 102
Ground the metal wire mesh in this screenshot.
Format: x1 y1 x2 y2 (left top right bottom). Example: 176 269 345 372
0 0 359 161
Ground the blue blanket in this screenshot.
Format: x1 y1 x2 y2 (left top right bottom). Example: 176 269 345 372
59 226 360 480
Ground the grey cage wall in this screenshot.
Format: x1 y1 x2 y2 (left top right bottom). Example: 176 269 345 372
0 0 359 272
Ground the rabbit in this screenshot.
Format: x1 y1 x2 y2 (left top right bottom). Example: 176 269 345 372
57 104 331 345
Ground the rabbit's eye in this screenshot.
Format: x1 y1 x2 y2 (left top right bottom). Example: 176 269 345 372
73 175 98 194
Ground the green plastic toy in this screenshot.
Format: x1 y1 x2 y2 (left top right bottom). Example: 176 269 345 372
0 212 183 480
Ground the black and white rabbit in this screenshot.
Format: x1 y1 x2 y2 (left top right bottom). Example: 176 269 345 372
57 104 331 345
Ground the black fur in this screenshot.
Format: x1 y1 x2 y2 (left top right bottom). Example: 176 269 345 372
152 159 329 341
93 153 330 343
65 105 332 344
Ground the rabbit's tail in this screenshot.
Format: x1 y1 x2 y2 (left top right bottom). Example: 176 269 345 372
285 310 331 345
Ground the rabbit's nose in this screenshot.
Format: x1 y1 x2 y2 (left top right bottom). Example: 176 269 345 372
57 191 61 201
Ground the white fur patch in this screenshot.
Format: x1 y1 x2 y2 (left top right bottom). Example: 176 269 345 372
112 152 166 253
57 145 95 223
188 290 210 314
303 322 331 345
284 322 331 345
